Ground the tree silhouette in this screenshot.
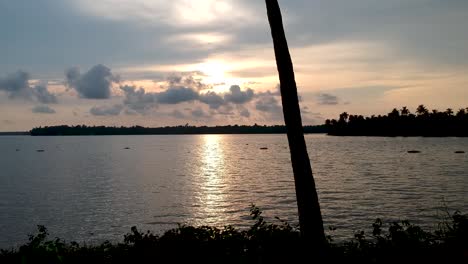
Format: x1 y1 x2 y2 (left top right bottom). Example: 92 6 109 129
416 104 429 116
264 0 325 247
326 105 468 136
445 108 453 116
401 106 410 116
339 112 349 123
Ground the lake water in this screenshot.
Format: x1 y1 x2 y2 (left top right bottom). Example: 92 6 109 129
0 135 467 248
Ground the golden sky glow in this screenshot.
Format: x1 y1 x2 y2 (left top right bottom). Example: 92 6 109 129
1 0 468 130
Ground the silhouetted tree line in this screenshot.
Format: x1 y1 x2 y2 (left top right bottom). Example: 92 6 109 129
326 105 468 136
30 124 328 136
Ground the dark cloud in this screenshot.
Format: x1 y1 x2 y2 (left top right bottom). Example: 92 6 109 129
33 84 57 104
65 64 118 99
224 85 254 104
32 105 56 114
0 70 57 103
121 85 157 114
316 93 339 105
255 96 282 113
118 79 271 119
90 104 124 116
156 87 199 104
167 73 207 91
199 91 225 109
121 85 201 113
0 71 30 98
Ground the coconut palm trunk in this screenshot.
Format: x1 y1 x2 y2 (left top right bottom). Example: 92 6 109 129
264 0 325 246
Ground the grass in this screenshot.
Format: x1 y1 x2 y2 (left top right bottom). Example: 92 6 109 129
1 205 467 263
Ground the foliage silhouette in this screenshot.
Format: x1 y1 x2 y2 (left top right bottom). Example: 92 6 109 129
1 206 466 263
326 105 468 136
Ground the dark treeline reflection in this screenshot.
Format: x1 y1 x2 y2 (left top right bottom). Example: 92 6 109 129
326 105 468 137
30 124 327 136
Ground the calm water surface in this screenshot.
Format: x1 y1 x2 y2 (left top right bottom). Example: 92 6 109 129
0 135 467 247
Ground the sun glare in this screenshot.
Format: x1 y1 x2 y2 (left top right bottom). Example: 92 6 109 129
198 61 226 80
192 134 229 225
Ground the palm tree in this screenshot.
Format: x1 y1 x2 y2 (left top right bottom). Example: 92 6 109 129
445 108 454 116
456 108 466 117
389 108 400 118
339 112 349 123
416 104 429 116
264 0 325 246
400 106 410 116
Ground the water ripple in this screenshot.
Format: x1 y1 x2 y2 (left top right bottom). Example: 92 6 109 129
0 135 467 247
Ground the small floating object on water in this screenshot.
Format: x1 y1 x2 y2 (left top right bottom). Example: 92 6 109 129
455 151 465 154
260 147 268 150
36 149 45 152
15 149 20 151
407 150 420 153
124 147 130 150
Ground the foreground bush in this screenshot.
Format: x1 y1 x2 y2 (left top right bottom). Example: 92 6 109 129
1 206 467 263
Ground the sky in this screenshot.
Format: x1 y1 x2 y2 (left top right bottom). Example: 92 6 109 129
1 0 468 131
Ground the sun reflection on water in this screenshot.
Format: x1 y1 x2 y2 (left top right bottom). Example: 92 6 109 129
193 135 228 226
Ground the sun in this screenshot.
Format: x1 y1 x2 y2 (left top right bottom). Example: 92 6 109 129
197 61 228 83
196 61 250 93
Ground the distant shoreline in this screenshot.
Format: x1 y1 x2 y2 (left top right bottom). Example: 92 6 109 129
28 125 328 136
0 132 30 136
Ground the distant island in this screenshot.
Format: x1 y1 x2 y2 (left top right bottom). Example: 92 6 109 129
326 105 468 137
29 124 328 136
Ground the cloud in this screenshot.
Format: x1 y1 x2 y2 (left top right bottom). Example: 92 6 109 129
121 85 157 114
170 109 186 119
90 104 124 116
117 78 268 119
316 93 339 105
167 73 207 90
224 85 254 104
191 108 210 118
33 84 57 104
216 104 235 116
239 107 250 118
156 86 199 104
255 96 282 114
0 71 29 92
0 71 32 99
32 105 56 114
121 85 201 113
65 64 118 99
0 70 57 103
199 91 225 109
